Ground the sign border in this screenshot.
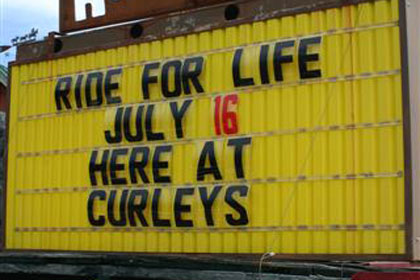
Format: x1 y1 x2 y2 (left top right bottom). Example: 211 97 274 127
2 0 413 261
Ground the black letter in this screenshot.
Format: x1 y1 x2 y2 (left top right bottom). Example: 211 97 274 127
233 48 255 87
174 188 194 227
225 185 249 226
85 72 104 107
87 190 106 226
199 186 222 226
146 105 165 141
153 145 172 183
182 57 205 94
105 107 123 144
105 68 122 105
197 141 223 181
128 189 149 227
108 190 128 227
142 62 160 100
260 45 270 84
110 149 128 185
123 105 144 142
55 77 72 111
274 40 295 82
170 100 192 139
299 37 322 79
89 150 109 186
129 146 150 184
228 137 252 179
161 60 182 98
75 75 84 109
152 188 171 227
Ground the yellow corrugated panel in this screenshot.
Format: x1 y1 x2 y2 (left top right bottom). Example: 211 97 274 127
6 0 405 255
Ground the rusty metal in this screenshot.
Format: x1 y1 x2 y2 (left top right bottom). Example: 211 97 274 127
59 0 236 33
399 0 414 261
17 0 375 66
0 46 11 53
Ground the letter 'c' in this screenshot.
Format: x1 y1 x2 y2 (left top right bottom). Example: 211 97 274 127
87 190 106 226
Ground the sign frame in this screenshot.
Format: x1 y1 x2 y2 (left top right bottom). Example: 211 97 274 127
2 0 415 261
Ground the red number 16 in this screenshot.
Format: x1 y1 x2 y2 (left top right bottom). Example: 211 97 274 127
214 94 238 135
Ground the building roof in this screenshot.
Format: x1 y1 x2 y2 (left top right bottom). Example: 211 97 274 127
0 65 7 87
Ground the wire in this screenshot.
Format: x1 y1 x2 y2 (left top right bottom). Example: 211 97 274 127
258 1 369 277
258 252 276 280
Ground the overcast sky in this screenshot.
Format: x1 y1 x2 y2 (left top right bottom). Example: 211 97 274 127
0 0 59 65
0 0 108 66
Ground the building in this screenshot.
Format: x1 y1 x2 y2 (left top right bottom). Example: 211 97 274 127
0 65 7 112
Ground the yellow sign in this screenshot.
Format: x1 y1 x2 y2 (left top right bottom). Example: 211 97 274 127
7 0 405 255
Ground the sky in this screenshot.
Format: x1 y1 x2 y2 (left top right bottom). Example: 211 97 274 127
0 0 59 66
0 0 108 66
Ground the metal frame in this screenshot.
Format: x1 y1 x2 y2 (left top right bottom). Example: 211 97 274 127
2 0 415 261
59 0 238 33
398 0 413 261
0 66 11 251
14 0 378 66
